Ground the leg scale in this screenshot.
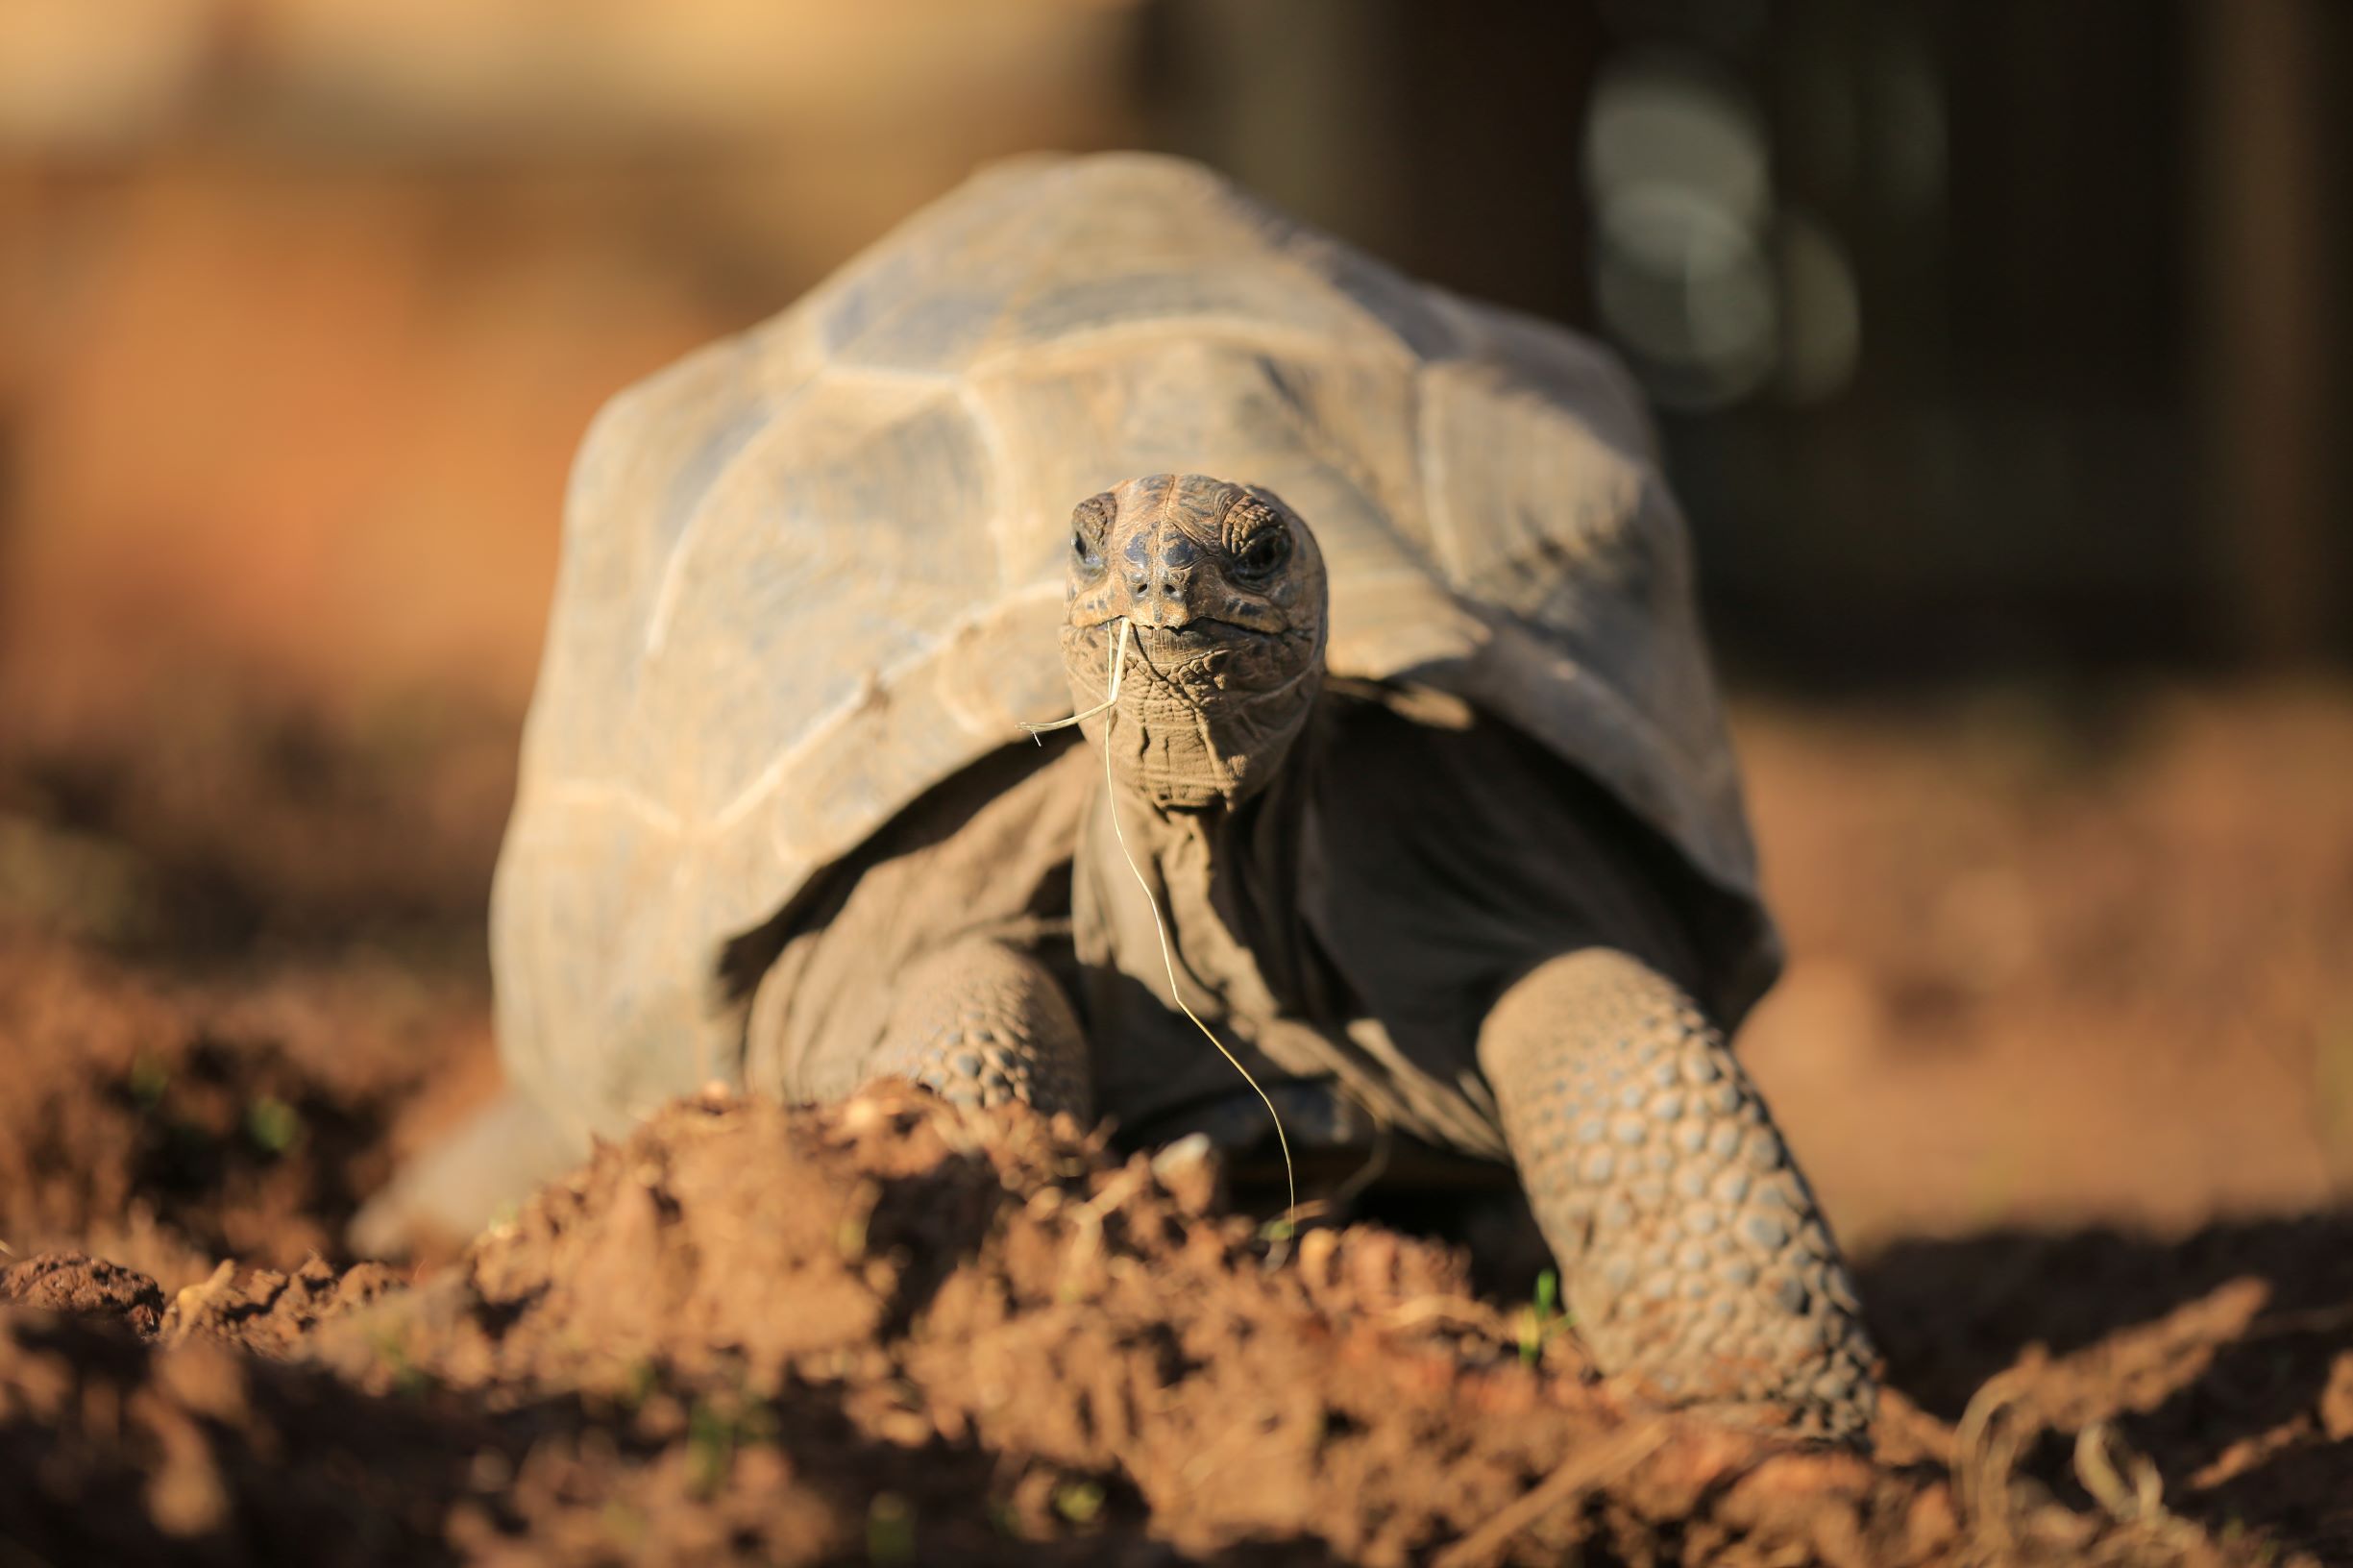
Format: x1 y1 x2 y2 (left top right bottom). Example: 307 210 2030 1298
867 940 1092 1119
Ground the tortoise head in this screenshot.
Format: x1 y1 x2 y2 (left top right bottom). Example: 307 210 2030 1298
1060 474 1328 809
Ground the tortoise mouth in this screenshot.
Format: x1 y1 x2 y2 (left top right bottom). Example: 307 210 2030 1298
1057 612 1322 805
1126 618 1250 654
1065 615 1311 715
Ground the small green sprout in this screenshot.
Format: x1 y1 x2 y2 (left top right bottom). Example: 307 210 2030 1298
686 1400 734 1497
1518 1267 1571 1366
128 1055 171 1110
866 1491 916 1563
621 1358 658 1411
1053 1479 1106 1526
686 1392 777 1498
245 1095 303 1155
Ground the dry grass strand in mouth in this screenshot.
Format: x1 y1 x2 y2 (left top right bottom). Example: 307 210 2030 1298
1021 619 1131 742
1021 615 1298 1230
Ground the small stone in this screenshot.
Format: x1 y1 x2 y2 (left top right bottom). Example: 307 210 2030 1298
1149 1134 1220 1215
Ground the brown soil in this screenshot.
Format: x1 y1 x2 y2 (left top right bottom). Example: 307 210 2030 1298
3 678 2350 1565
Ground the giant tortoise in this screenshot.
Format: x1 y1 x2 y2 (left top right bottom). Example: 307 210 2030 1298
363 152 1876 1435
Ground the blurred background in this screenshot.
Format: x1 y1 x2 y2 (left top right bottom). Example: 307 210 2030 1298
2 0 2351 1247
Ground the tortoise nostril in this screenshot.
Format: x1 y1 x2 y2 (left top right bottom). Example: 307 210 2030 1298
1124 565 1186 603
1118 564 1193 627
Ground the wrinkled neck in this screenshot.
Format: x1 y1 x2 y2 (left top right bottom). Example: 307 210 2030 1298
1104 731 1310 904
1074 700 1327 1020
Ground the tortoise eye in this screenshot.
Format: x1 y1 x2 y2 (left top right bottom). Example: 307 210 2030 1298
1233 529 1291 580
1070 496 1112 570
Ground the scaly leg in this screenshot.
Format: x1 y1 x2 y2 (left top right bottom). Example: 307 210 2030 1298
1479 947 1876 1438
863 940 1093 1118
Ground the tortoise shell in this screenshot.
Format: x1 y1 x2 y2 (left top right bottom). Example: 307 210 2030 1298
492 152 1774 1136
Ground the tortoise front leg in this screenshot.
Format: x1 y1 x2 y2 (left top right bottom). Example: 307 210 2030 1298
1478 947 1876 1438
863 940 1093 1119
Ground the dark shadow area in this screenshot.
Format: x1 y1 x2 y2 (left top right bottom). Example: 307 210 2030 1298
0 1305 1354 1568
95 1036 393 1268
715 733 1077 1007
858 1143 1018 1344
0 689 513 967
1859 1213 2353 1417
1858 1213 2353 1556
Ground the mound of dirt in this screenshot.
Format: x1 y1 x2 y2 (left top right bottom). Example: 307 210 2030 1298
0 1088 2289 1567
0 1251 167 1334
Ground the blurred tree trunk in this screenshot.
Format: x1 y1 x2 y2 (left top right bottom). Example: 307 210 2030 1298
1138 0 1597 324
2196 0 2339 663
